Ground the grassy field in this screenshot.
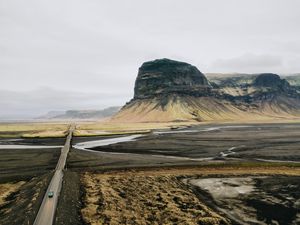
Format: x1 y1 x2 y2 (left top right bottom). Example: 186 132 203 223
0 122 69 138
0 121 194 138
81 172 228 225
73 121 198 136
1 120 299 138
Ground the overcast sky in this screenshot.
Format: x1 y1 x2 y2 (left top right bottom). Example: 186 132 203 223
1 0 300 119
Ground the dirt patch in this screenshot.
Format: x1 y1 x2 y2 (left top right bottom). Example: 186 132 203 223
189 177 257 199
55 171 84 225
81 172 229 225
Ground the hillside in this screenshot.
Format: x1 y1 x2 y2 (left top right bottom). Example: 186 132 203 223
112 59 300 122
207 73 300 89
38 106 120 120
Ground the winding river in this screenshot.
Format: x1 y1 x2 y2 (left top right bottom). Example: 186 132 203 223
72 125 300 164
72 125 250 162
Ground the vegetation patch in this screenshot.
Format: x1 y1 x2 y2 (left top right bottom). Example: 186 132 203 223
81 172 228 225
0 173 52 225
0 123 69 138
0 181 25 207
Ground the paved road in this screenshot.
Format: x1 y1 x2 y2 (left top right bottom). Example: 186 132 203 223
33 125 75 225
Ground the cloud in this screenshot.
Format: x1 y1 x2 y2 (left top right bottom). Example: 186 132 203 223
209 54 283 73
1 0 300 118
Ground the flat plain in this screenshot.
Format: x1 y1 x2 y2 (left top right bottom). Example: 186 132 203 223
0 122 300 225
0 136 65 225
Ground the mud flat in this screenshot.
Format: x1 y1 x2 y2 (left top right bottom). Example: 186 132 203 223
0 146 61 182
187 176 300 225
87 123 300 162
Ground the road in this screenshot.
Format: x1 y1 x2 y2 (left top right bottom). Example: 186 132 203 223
33 125 75 225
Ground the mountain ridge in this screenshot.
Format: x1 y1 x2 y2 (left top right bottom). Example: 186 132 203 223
112 59 300 122
38 106 120 120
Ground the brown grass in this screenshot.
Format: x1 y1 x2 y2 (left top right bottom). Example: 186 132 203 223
81 173 228 225
74 121 197 137
111 96 300 123
0 181 25 206
0 122 69 137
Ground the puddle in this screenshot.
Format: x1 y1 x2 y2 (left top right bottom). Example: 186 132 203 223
154 125 252 135
73 134 143 150
0 145 62 149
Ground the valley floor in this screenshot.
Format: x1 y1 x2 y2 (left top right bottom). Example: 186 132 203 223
0 122 300 224
55 165 299 225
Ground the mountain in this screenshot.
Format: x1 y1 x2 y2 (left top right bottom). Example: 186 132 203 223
36 111 66 119
112 58 300 122
207 73 300 96
38 106 120 120
206 73 300 87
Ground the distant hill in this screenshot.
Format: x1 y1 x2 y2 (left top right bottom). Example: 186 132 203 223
206 73 300 95
285 74 300 87
206 73 300 87
112 58 300 122
38 106 120 120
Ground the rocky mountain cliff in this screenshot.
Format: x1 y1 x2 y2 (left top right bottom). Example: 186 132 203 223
112 59 300 122
134 58 211 99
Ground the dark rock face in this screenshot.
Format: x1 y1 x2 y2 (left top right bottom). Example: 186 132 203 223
134 58 210 99
132 59 299 103
253 73 290 89
252 73 298 100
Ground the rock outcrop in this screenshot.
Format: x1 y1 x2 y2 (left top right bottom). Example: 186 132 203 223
251 73 298 101
134 58 211 99
253 73 285 87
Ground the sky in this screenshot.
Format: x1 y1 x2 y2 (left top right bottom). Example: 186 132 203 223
1 0 300 119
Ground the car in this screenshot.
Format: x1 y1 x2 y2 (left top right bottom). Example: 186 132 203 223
48 191 54 198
